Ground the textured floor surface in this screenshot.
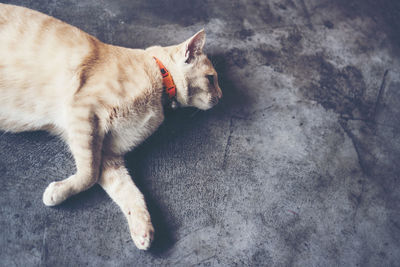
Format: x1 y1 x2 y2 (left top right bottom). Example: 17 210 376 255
1 0 400 266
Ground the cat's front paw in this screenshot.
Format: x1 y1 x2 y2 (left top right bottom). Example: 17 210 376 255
43 181 69 206
127 209 154 250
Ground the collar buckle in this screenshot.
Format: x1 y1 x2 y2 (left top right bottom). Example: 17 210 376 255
153 57 177 100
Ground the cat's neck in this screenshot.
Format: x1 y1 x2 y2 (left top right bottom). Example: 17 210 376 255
146 46 188 107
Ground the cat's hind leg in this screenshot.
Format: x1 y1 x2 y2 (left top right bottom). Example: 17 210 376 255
42 111 104 206
99 156 154 250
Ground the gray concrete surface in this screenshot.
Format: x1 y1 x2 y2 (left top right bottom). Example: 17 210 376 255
1 0 400 266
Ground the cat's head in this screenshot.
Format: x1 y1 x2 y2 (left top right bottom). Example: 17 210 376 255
172 30 222 110
150 30 222 110
147 30 222 110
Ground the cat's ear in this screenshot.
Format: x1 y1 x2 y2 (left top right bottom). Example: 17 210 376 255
182 29 206 64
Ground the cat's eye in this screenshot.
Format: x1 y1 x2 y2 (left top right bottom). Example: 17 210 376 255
207 75 214 86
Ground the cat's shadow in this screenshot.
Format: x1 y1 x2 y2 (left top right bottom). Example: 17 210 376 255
124 106 205 255
125 135 173 255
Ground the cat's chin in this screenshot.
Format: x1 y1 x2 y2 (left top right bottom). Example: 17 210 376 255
191 99 217 111
195 104 214 111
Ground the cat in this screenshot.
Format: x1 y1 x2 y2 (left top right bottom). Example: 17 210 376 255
0 3 222 250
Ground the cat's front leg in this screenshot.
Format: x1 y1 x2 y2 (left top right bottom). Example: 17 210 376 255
99 155 154 250
43 113 104 206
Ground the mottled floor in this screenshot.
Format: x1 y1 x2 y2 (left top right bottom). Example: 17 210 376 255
1 0 400 266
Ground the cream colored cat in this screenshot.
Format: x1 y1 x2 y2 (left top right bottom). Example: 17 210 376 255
0 3 222 250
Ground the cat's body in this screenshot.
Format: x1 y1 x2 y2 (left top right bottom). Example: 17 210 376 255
0 3 221 250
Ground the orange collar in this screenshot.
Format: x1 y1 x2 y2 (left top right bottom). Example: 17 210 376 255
153 57 177 100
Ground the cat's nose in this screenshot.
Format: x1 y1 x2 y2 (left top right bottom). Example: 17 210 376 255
216 86 222 99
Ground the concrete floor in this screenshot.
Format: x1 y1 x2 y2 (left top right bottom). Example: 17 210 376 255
1 0 400 266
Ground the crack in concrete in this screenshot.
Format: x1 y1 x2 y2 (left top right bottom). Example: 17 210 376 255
299 0 314 30
173 226 208 249
222 117 234 170
171 251 197 266
189 254 216 267
338 120 367 230
338 120 368 175
232 105 274 121
373 69 389 121
349 184 366 231
340 114 398 130
222 105 274 170
41 225 47 266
